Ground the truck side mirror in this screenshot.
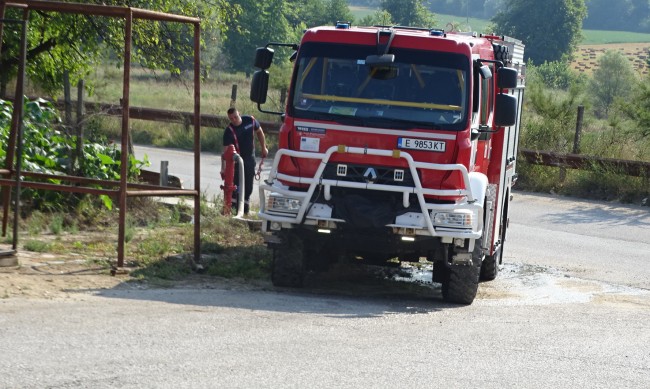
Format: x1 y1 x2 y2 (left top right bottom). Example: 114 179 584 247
497 67 518 89
479 65 492 79
365 53 395 66
250 70 269 104
254 47 275 70
494 93 517 127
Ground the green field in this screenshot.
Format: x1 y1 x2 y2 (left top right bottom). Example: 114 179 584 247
582 29 650 44
349 6 650 44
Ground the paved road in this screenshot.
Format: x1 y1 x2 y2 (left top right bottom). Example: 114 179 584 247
2 146 650 388
507 192 650 289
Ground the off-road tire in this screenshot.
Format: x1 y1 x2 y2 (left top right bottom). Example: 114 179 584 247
480 249 500 281
440 243 481 304
441 262 480 304
271 231 305 287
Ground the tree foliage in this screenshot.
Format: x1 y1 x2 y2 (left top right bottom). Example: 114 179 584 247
380 0 437 27
621 77 650 138
520 75 586 153
491 0 587 64
222 0 291 75
529 60 586 90
222 0 354 74
357 10 394 27
0 0 235 96
589 50 637 118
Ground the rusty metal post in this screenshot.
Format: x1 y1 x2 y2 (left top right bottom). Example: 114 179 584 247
193 21 201 264
0 9 27 264
0 1 203 270
117 10 133 268
10 9 28 252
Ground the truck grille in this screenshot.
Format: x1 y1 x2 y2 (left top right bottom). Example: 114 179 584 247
322 163 416 186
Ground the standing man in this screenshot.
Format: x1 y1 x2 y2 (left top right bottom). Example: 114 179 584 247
221 107 268 215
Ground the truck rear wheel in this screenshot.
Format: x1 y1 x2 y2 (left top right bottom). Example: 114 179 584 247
271 231 305 287
480 247 500 281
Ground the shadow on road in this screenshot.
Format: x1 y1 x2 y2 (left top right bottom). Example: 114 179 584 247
83 267 462 317
517 191 650 228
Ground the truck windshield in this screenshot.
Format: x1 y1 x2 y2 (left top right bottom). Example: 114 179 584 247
290 42 470 131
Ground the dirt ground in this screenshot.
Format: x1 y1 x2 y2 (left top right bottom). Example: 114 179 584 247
0 247 128 299
0 248 272 300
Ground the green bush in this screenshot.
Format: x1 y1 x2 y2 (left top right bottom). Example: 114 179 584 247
0 98 148 211
529 60 586 90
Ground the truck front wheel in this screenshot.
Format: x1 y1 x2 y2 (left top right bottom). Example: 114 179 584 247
440 243 481 305
271 230 305 287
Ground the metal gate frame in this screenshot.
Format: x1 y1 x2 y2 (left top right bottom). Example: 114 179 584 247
0 0 202 268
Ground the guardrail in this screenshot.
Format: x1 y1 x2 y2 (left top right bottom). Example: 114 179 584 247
519 149 650 178
58 100 283 132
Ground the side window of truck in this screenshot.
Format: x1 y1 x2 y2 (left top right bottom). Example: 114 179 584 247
472 67 480 124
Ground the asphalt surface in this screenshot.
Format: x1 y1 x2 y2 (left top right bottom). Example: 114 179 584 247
2 146 649 388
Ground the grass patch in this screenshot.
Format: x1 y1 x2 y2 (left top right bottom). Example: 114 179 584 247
49 214 64 235
205 245 271 280
516 160 650 204
130 255 193 282
23 240 50 252
12 196 272 285
25 211 46 235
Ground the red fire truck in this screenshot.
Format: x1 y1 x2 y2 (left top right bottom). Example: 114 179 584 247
250 23 525 304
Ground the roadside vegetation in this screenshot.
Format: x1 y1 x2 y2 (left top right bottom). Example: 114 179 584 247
0 97 271 284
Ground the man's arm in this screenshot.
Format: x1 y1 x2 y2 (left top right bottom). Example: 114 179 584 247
256 127 268 158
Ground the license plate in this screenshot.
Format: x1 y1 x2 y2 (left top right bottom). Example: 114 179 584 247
397 137 446 152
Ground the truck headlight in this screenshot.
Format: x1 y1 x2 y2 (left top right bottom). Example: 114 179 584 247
267 195 302 214
432 211 474 228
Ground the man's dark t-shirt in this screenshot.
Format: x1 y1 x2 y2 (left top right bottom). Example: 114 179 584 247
222 115 260 159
